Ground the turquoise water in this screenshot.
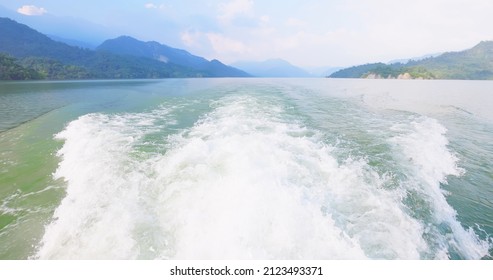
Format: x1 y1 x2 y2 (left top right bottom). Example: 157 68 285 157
0 78 492 259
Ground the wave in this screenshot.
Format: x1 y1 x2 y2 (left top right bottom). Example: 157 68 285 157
34 94 490 259
389 116 490 259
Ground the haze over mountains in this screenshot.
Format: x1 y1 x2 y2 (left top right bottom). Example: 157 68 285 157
231 59 312 78
2 13 493 80
0 4 111 47
97 36 248 78
0 17 249 79
0 16 320 80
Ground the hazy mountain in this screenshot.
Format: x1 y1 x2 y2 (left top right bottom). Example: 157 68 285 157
97 36 249 77
0 17 191 79
0 5 111 46
0 4 17 18
0 18 89 60
0 17 248 79
330 41 493 80
305 66 343 77
49 35 96 50
231 59 312 77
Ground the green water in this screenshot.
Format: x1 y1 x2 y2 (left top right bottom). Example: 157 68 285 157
0 79 492 259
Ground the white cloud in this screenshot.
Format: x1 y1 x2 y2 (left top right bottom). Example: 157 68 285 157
207 33 248 54
181 30 199 47
144 3 158 9
334 0 493 64
260 15 270 24
218 0 254 22
285 18 306 28
44 0 493 68
17 5 47 16
144 2 166 10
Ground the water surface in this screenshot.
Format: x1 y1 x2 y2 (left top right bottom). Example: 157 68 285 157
1 78 492 259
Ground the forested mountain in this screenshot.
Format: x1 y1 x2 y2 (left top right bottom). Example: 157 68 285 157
231 59 312 77
97 36 249 77
0 17 249 80
330 41 493 80
407 41 493 79
0 53 42 80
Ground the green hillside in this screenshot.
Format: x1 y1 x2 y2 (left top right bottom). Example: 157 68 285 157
0 17 247 80
330 41 493 80
0 53 43 80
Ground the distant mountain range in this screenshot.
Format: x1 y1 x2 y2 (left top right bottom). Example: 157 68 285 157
97 36 247 77
3 16 493 81
304 66 343 77
330 41 493 80
0 17 249 80
232 59 312 77
49 35 96 50
387 53 442 64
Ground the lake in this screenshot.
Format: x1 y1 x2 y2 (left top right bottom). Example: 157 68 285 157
0 78 492 259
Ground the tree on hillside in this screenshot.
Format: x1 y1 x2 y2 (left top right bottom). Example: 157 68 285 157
0 53 42 80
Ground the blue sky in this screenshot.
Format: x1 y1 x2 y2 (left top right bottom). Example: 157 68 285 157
1 0 493 67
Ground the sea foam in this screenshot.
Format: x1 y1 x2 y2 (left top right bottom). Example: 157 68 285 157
390 116 490 259
35 94 489 259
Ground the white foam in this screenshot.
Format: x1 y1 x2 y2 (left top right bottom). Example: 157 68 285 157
35 94 486 259
390 116 491 259
34 106 176 259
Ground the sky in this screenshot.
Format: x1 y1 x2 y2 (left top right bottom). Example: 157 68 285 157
1 0 493 68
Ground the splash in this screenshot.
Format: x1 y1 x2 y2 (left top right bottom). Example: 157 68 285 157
34 94 490 259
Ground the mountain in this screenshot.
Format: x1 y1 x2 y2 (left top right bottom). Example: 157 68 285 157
330 41 493 80
0 17 198 79
0 17 248 80
330 63 391 79
97 36 249 77
0 4 111 47
0 53 42 80
49 35 96 49
0 17 86 61
231 59 312 77
408 41 493 79
305 66 343 77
